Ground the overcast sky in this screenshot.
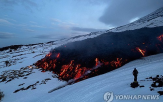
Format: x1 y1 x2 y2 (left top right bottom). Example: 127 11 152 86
0 0 163 48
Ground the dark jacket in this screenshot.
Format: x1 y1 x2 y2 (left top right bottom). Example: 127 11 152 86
133 68 138 76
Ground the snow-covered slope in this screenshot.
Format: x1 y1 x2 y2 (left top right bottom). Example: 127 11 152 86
1 53 163 102
35 53 163 102
0 44 67 101
0 43 57 70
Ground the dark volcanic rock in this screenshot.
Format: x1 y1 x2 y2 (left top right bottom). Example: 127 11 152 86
51 27 163 68
130 81 139 88
158 91 163 95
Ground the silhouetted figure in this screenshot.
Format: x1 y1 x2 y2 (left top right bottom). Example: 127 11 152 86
5 61 9 67
130 68 139 88
133 68 138 82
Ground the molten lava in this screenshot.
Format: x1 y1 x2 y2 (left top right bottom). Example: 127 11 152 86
57 53 60 58
157 34 163 42
35 52 124 82
136 47 146 56
58 60 89 80
46 52 52 57
95 58 100 66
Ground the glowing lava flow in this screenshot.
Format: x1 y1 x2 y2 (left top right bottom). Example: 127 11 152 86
136 47 146 56
157 34 163 42
35 47 126 82
95 58 100 66
58 60 88 80
57 53 60 58
46 52 52 57
36 54 124 82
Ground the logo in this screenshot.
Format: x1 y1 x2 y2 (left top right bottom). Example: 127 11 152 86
104 91 160 102
104 92 114 102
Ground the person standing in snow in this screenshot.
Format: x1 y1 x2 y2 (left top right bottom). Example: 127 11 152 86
133 68 138 82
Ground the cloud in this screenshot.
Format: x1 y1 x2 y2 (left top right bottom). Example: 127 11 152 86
31 25 45 28
71 27 106 32
25 29 35 32
51 18 63 23
0 19 12 24
51 18 77 29
58 24 72 29
0 0 38 12
51 18 74 25
34 34 54 39
99 0 163 26
22 0 38 12
0 32 14 39
5 18 17 22
17 24 27 27
0 0 17 6
23 0 37 7
30 21 37 24
34 32 70 40
84 0 108 5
